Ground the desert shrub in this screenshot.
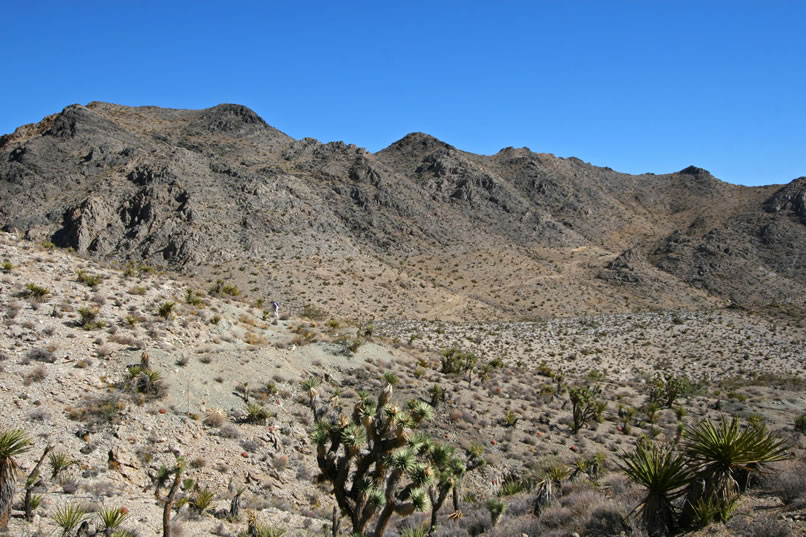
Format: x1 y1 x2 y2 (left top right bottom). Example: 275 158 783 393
27 347 56 363
583 503 632 537
301 304 329 321
78 306 105 330
157 302 175 319
762 461 806 505
77 270 102 287
795 414 806 434
219 424 240 439
67 394 125 425
209 279 240 297
24 283 50 299
24 366 47 385
185 289 204 305
727 514 793 537
240 439 260 453
539 504 574 529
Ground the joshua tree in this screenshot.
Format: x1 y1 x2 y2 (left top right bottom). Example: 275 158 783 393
311 379 450 536
486 498 506 528
424 441 484 536
0 429 31 530
567 385 604 433
152 457 185 537
301 377 322 423
427 385 446 409
648 374 690 409
440 348 478 387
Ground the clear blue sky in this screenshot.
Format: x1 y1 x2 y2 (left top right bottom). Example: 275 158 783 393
2 1 804 186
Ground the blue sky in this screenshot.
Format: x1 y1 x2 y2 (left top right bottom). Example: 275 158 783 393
2 1 804 186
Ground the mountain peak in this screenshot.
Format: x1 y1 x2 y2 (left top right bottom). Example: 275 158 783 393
379 132 453 154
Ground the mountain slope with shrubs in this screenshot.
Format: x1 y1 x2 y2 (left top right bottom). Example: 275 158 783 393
1 231 806 536
2 102 806 322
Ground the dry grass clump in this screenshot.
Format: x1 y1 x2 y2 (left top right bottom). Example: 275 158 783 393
219 424 240 439
109 333 144 348
23 365 48 385
67 394 125 425
204 409 227 428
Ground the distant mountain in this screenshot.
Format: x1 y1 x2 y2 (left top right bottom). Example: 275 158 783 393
2 102 804 319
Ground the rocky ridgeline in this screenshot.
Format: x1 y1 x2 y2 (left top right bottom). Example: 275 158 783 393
1 102 805 322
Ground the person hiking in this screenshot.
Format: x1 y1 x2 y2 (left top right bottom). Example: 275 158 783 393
272 301 280 321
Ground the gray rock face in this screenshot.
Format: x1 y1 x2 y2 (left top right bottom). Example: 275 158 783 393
1 101 805 313
764 177 806 223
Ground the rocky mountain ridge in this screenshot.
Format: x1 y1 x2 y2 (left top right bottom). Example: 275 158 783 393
1 102 804 320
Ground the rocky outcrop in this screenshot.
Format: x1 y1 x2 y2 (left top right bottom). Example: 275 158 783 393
764 177 806 223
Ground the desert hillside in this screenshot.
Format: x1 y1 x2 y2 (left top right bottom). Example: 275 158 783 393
1 103 806 537
1 232 805 537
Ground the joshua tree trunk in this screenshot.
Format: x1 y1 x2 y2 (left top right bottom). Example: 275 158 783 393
0 462 16 530
330 506 342 537
163 465 183 537
24 445 53 521
428 485 452 535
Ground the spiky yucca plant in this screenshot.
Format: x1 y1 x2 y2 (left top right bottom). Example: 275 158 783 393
682 416 791 525
486 497 506 527
98 506 129 536
50 451 78 480
0 429 31 529
619 442 691 537
52 503 88 536
533 462 571 516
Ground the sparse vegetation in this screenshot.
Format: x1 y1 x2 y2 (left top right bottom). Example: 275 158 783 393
0 229 804 536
